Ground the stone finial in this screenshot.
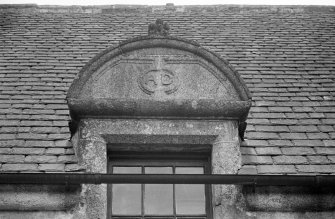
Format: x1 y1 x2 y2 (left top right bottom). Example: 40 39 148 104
148 19 170 36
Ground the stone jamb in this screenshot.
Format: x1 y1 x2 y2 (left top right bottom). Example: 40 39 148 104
72 118 243 219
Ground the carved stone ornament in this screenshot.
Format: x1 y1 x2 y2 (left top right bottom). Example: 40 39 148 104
67 34 252 133
138 69 179 95
148 19 170 36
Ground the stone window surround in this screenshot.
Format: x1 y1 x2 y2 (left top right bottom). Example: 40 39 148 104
73 118 242 219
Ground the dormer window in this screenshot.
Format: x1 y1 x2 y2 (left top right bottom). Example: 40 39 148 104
108 151 212 219
67 19 251 219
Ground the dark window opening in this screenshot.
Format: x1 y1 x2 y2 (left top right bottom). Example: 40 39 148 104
108 151 212 219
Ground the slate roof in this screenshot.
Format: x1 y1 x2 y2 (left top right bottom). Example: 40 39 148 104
0 4 334 174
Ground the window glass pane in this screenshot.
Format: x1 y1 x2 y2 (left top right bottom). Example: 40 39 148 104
175 167 206 215
112 184 142 215
175 167 204 174
144 167 173 215
112 167 141 215
145 167 172 174
113 166 141 174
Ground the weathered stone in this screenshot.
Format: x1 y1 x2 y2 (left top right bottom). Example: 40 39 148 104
148 19 170 36
244 186 335 212
66 29 252 219
67 36 251 124
0 185 80 211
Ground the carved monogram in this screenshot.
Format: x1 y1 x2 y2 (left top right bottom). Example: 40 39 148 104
138 56 179 95
138 69 179 95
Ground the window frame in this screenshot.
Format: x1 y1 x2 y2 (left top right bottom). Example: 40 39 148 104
107 151 213 219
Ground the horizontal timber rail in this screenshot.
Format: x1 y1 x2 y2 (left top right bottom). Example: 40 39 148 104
0 173 335 187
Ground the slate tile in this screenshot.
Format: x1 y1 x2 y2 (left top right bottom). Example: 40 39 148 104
293 140 324 147
65 148 75 155
244 140 269 147
257 165 296 174
269 140 293 146
54 140 72 148
45 148 66 155
242 155 273 165
254 125 290 132
65 164 85 172
238 166 257 174
24 140 54 147
240 147 257 155
38 164 65 172
268 107 292 112
279 133 308 140
281 147 315 155
0 120 19 126
20 120 53 126
273 155 308 164
315 147 335 155
48 133 70 140
247 132 280 140
58 155 78 163
270 119 298 125
321 119 335 125
12 148 45 155
1 164 39 172
296 165 335 173
307 156 330 164
307 133 329 140
0 155 25 163
323 140 335 147
328 156 335 163
25 155 57 163
255 147 282 155
288 125 319 132
17 133 48 140
0 134 16 140
318 126 334 132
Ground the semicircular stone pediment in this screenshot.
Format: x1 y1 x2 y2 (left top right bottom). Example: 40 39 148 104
67 36 251 121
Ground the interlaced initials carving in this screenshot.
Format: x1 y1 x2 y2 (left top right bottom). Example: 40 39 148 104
138 69 178 95
138 56 179 95
148 19 170 36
